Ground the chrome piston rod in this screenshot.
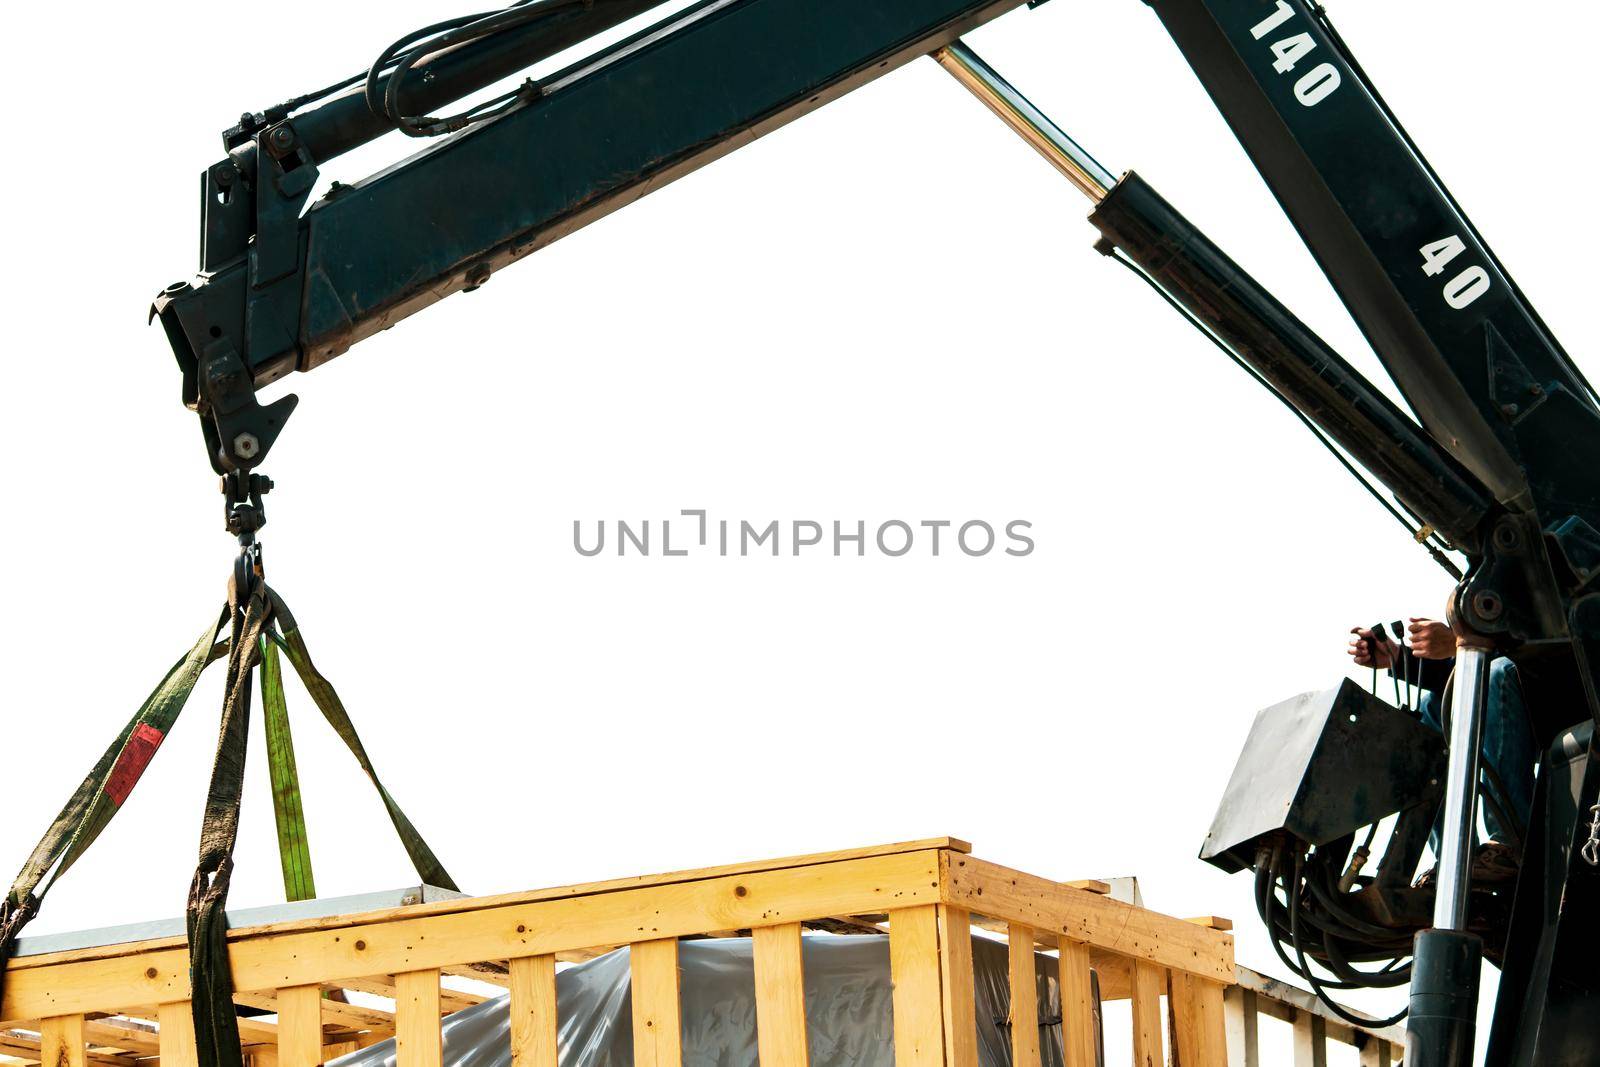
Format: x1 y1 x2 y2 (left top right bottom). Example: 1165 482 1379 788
933 41 1114 202
1435 645 1491 929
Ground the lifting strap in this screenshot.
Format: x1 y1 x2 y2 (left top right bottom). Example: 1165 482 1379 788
269 588 458 892
188 572 271 1065
0 613 228 1000
0 577 456 1056
261 633 316 902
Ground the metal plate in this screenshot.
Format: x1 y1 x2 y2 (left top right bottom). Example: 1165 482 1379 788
1201 677 1445 873
12 884 465 958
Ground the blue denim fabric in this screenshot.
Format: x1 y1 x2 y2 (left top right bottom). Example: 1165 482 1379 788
1417 657 1535 847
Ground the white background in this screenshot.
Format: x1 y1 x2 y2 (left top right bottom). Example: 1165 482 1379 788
1 1 1594 1061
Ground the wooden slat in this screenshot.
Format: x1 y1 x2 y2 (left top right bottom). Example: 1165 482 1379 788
444 960 511 985
509 955 559 1067
1170 974 1227 1067
236 991 390 1035
128 1003 283 1047
0 1030 138 1067
40 1015 86 1067
336 975 485 1014
888 907 944 1067
1056 939 1096 1067
1223 986 1259 1067
0 1027 138 1067
6 839 967 984
1292 1012 1327 1067
81 1019 160 1057
276 986 323 1067
1230 966 1407 1050
1358 1036 1393 1067
1129 962 1163 1067
1082 953 1129 1001
394 970 443 1067
751 924 808 1067
5 850 943 1023
1006 925 1040 1067
936 907 977 1067
1356 1043 1395 1067
157 1002 200 1065
938 855 1233 983
0 1030 49 1063
630 940 682 1067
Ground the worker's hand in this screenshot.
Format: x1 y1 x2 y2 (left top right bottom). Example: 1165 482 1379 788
1407 617 1456 660
1348 627 1395 669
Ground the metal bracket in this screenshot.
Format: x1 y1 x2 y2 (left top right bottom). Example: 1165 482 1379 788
1547 517 1600 596
197 338 299 472
222 470 274 540
251 122 318 289
1457 512 1567 643
1487 322 1551 427
202 158 253 274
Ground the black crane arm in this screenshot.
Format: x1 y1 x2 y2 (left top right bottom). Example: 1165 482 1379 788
929 11 1596 1062
151 0 1028 476
151 0 1530 590
143 4 1597 1063
1109 5 1597 1062
1140 0 1600 651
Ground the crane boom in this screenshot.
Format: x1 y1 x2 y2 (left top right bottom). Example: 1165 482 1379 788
152 0 1027 475
141 3 1598 1063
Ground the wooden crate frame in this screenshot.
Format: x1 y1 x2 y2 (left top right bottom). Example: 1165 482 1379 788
0 838 1396 1066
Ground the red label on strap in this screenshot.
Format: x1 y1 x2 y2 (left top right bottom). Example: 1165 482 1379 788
105 723 167 806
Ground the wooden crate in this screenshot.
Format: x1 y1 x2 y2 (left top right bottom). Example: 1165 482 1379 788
0 838 1398 1066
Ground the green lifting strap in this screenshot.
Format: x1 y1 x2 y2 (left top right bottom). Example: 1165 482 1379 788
187 580 459 1066
268 587 459 892
261 634 316 902
0 610 228 1004
0 571 456 1055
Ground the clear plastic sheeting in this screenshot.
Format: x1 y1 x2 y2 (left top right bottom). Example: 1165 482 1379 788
335 933 1078 1067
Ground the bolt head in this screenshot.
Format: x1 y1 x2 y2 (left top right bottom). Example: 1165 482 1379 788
267 125 297 157
233 432 261 460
